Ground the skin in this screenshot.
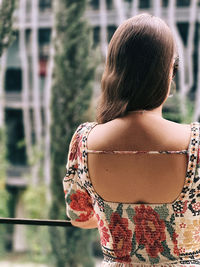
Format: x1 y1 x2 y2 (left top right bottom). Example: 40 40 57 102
71 58 191 229
71 215 98 228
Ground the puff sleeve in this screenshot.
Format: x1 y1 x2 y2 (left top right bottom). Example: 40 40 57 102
63 124 95 222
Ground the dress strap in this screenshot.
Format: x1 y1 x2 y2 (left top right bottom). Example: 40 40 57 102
172 121 200 204
87 149 189 154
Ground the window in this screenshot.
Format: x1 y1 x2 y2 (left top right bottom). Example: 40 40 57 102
39 0 52 11
162 0 168 7
93 26 100 47
5 109 27 165
106 0 113 10
176 0 190 7
39 29 51 45
89 0 99 10
39 29 51 76
139 0 150 8
107 25 117 42
5 69 22 92
177 22 189 46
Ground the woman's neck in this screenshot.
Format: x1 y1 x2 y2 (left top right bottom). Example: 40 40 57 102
127 106 163 118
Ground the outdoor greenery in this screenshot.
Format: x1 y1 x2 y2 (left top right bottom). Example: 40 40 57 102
0 0 198 265
18 140 52 260
0 128 9 256
0 0 16 57
0 0 16 256
50 0 97 266
163 94 194 124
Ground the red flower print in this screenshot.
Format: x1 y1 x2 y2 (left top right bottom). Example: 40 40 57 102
100 226 110 246
180 222 186 228
172 232 179 256
96 215 110 246
133 205 166 258
70 190 94 222
108 212 132 262
179 247 185 253
69 133 82 161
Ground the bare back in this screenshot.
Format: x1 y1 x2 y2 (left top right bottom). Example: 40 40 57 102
87 114 191 204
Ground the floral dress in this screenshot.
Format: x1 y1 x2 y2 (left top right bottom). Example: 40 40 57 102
63 121 200 267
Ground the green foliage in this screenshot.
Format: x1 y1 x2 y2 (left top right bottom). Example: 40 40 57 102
0 0 16 57
180 97 195 124
25 225 52 264
49 226 96 267
0 128 7 191
0 0 16 253
20 140 48 219
21 149 51 261
22 185 48 219
163 95 182 122
163 93 194 124
18 180 51 262
0 128 9 256
0 0 17 258
50 0 97 266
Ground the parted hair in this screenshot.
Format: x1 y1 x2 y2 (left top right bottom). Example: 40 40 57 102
96 13 175 124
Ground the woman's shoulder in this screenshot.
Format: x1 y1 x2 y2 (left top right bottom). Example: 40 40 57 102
87 119 200 152
68 122 97 162
71 122 98 148
167 121 199 141
73 121 98 136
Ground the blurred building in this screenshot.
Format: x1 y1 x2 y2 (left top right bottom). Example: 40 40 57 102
1 0 200 251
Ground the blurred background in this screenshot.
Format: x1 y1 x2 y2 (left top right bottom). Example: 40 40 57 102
0 0 200 266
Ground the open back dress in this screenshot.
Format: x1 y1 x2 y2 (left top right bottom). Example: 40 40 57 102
63 121 200 266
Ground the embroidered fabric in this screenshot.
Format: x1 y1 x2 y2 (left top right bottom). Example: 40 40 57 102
63 121 200 267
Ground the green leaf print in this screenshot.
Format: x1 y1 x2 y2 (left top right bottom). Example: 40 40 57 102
149 256 160 264
66 189 76 204
116 203 123 217
130 232 136 256
126 205 135 222
165 221 175 240
131 235 145 256
154 205 169 220
104 203 114 222
68 210 79 221
66 193 71 204
170 214 175 224
135 253 146 262
70 189 76 194
138 244 145 250
160 240 177 261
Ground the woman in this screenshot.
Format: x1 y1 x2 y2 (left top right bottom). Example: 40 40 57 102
63 13 200 266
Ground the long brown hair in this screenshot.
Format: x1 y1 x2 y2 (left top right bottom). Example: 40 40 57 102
96 13 175 123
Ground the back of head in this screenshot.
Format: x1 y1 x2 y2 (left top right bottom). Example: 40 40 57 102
97 13 175 124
